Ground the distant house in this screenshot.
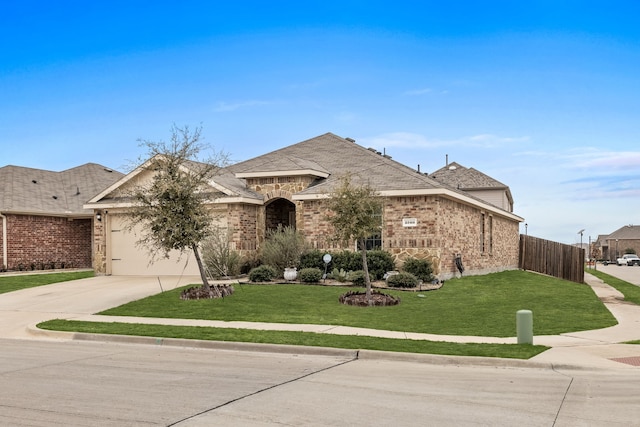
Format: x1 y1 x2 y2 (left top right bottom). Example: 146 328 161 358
86 133 524 279
430 162 514 212
0 164 123 271
597 225 640 261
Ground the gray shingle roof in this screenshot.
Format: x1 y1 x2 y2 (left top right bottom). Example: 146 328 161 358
606 225 640 240
228 132 445 195
430 162 508 190
0 163 124 216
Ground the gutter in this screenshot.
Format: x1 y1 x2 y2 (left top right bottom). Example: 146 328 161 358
0 212 6 269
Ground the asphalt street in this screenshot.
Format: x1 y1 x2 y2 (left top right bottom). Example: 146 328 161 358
3 338 640 426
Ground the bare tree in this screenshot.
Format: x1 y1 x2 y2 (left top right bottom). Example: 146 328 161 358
122 125 229 291
325 174 382 305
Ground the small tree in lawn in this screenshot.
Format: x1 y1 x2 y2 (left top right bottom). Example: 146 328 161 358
325 174 382 305
122 125 229 295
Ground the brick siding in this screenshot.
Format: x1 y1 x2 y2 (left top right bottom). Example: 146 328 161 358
1 214 92 270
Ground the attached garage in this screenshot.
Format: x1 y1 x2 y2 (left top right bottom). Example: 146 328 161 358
106 214 200 276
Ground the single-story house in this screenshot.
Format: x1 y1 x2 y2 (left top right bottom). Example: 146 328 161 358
0 163 123 271
85 133 524 279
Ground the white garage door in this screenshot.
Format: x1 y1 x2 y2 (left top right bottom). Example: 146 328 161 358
109 215 200 276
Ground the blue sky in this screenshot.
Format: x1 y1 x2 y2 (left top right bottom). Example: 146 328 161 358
2 1 639 244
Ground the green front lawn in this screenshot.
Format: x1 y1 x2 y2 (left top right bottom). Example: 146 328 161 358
98 270 615 337
37 269 620 359
38 319 548 359
0 271 95 294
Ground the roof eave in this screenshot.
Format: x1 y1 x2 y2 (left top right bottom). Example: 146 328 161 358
235 169 330 179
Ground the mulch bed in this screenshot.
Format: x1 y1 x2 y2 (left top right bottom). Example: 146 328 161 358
180 284 235 300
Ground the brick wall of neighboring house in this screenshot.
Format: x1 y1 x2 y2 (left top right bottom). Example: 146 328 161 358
619 240 640 256
4 214 92 270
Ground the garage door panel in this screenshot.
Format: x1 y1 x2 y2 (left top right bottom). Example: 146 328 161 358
110 216 200 276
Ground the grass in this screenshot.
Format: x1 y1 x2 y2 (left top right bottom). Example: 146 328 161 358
588 269 640 305
32 269 621 359
37 319 548 359
97 270 615 337
0 271 95 294
587 269 640 345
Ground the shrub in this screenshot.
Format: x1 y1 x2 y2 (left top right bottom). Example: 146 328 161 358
331 250 362 273
299 268 323 283
402 257 434 283
329 268 349 282
299 250 326 270
387 272 419 288
366 250 396 280
348 270 366 286
202 227 242 278
248 265 276 282
261 225 308 276
240 251 261 275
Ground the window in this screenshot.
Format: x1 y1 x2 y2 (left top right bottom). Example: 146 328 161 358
488 215 493 254
480 213 486 253
357 207 383 251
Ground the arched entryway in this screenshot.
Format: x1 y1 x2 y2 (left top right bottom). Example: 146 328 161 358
265 198 296 231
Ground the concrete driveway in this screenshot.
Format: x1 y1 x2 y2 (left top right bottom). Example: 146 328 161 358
0 275 200 338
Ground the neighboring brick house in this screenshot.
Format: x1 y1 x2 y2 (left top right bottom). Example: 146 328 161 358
0 164 123 271
86 133 523 279
596 225 640 261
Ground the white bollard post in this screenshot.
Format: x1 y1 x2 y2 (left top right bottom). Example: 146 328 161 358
516 310 533 344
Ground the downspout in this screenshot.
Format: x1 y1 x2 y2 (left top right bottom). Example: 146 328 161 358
0 212 6 269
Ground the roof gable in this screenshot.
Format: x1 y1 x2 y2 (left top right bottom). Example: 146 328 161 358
229 132 444 194
86 155 262 207
430 162 508 190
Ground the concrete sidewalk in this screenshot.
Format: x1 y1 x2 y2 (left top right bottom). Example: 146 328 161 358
4 269 640 370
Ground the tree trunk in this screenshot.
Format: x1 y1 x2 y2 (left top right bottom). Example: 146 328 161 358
359 238 373 305
192 243 210 289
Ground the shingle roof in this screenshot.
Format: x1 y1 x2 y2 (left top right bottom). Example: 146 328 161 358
0 163 124 216
430 162 508 190
606 225 640 240
228 132 445 195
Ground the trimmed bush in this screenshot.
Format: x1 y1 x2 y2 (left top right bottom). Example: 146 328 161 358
299 250 326 270
348 270 366 286
331 251 361 273
387 272 419 288
299 268 323 283
248 265 276 282
402 257 434 283
366 250 396 280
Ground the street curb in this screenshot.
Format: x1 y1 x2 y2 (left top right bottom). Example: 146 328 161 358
28 324 587 370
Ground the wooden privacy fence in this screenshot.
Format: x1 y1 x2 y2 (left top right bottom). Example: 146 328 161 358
519 234 584 283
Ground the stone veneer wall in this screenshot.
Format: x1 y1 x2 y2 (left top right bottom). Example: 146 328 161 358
2 214 92 270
